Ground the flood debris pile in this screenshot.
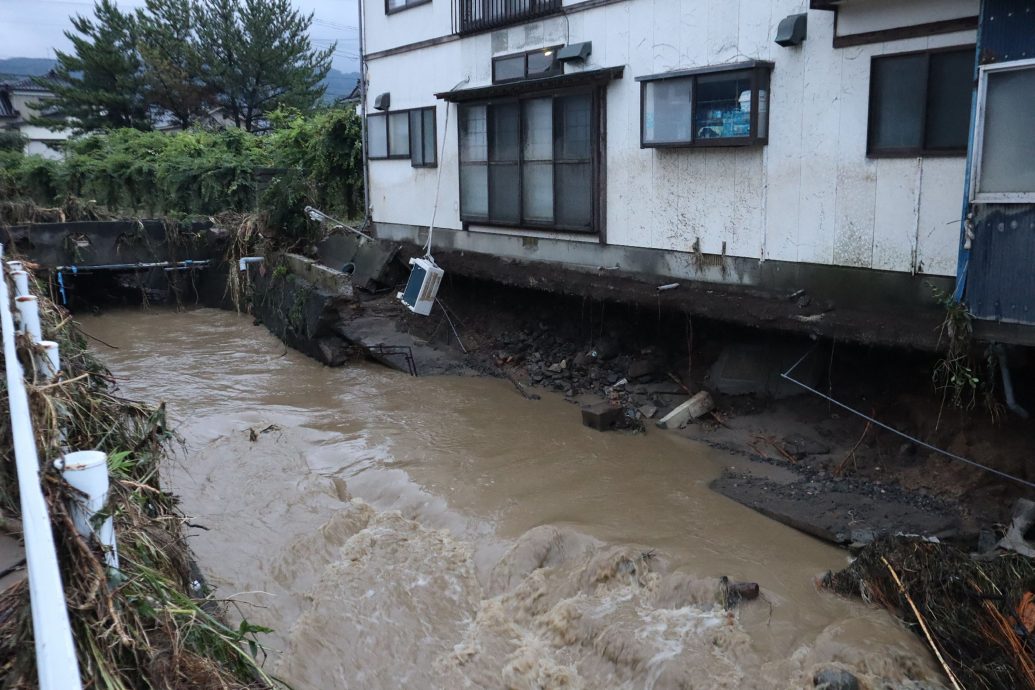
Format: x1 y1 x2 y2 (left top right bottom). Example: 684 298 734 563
824 535 1035 690
0 273 277 688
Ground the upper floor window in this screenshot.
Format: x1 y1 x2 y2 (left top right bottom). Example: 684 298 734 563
492 46 562 84
386 0 430 14
867 46 973 157
458 90 596 232
971 59 1035 203
637 61 772 148
368 107 437 167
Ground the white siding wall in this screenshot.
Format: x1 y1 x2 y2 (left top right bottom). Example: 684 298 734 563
363 0 975 276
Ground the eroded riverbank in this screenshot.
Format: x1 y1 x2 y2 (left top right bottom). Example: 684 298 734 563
78 307 945 689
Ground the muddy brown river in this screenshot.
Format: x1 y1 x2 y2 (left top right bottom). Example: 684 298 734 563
78 307 943 689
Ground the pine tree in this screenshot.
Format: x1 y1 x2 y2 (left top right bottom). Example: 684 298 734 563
32 0 152 132
196 0 335 132
136 0 210 129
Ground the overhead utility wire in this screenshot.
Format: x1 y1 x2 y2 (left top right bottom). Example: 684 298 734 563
781 347 1035 491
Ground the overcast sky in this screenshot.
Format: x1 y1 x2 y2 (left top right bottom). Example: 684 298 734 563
0 0 360 72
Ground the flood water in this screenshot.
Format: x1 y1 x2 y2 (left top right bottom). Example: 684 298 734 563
77 307 943 690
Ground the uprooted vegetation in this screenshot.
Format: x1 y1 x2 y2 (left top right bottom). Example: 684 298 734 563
824 536 1035 690
0 271 280 688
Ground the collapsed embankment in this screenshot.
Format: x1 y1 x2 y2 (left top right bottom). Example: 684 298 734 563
240 251 1033 551
0 261 277 688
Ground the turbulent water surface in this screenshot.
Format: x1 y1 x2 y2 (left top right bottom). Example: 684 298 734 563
78 307 943 690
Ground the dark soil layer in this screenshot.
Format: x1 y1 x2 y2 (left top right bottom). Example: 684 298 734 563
341 273 1035 547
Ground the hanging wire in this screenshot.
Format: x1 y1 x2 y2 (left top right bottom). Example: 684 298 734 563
423 76 470 263
781 346 1035 491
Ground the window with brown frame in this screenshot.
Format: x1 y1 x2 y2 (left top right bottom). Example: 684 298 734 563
492 46 563 84
867 46 973 157
386 0 430 15
368 107 438 167
458 89 596 232
638 61 772 148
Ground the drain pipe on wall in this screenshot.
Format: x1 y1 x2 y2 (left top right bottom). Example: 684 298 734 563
357 0 371 230
993 343 1029 419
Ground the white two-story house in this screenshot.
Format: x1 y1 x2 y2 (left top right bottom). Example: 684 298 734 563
357 0 1035 347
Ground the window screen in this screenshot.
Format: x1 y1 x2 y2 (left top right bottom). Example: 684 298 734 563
409 107 437 167
868 47 973 156
977 66 1035 195
643 78 693 144
368 114 388 159
388 112 409 158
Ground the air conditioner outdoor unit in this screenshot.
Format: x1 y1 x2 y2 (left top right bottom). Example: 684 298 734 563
398 257 443 316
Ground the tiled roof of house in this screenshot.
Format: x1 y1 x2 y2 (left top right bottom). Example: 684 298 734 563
0 90 15 118
0 73 57 93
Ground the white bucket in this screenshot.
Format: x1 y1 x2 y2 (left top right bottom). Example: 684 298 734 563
55 451 118 569
15 295 41 342
6 260 23 272
10 270 30 297
36 340 61 381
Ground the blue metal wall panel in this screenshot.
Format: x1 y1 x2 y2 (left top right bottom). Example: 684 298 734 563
964 0 1035 324
968 206 1035 323
978 0 1035 65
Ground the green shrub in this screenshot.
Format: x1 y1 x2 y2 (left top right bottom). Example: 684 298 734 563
5 108 363 238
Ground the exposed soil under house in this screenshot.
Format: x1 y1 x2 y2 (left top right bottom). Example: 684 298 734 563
330 274 1035 550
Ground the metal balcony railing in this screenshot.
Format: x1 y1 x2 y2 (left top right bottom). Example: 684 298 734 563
453 0 562 35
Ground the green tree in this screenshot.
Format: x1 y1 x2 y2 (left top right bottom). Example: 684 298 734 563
196 0 334 132
136 0 210 129
32 0 152 132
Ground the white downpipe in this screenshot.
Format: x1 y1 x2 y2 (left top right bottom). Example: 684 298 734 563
35 341 61 382
238 256 264 271
11 270 30 297
54 452 118 570
0 246 83 690
15 295 41 342
6 260 23 272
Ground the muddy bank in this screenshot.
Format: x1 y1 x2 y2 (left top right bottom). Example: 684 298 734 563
266 272 1032 549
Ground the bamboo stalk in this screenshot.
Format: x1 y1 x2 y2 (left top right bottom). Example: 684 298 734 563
881 556 965 690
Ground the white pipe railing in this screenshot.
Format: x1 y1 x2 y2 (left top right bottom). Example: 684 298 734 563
238 256 265 271
0 245 83 690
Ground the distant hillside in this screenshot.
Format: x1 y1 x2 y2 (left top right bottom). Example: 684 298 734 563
0 57 358 102
323 68 360 101
0 57 58 79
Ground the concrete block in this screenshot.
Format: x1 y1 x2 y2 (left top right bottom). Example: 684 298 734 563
317 233 400 290
581 401 622 431
627 359 656 380
998 498 1035 557
707 342 822 398
281 253 354 297
655 391 714 429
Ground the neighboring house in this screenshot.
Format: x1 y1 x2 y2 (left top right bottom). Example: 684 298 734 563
153 107 235 133
359 0 1034 346
0 75 71 159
